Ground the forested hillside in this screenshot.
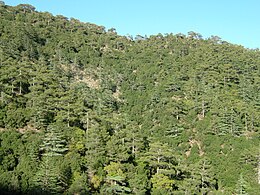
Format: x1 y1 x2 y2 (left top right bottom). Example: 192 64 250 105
0 3 259 194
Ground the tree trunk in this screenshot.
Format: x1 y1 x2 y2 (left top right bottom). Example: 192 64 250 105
67 103 70 127
257 150 260 185
202 100 205 118
244 113 248 132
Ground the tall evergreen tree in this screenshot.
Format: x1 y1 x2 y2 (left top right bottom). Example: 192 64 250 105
235 173 248 195
33 123 69 194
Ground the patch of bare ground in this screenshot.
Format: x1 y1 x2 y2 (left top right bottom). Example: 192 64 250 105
77 75 100 89
17 124 40 133
0 124 40 133
185 138 204 157
112 87 124 102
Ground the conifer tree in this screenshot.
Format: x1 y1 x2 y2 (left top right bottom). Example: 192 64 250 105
236 173 248 195
33 123 68 194
141 141 176 176
102 162 131 194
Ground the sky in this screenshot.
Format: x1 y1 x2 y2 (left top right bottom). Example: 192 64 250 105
4 0 260 49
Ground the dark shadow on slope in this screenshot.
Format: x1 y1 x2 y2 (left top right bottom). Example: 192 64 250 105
0 187 54 195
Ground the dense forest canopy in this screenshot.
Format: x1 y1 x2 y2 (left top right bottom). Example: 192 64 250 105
0 2 259 194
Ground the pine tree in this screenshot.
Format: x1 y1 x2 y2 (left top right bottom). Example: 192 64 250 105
85 125 108 170
102 162 131 194
235 173 248 195
128 162 150 195
33 123 68 194
198 158 216 194
40 123 68 157
141 141 176 175
151 173 174 195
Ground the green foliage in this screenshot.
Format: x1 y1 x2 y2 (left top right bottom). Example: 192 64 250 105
40 123 68 157
151 173 174 194
236 173 249 195
127 162 150 194
32 123 69 194
103 162 131 194
0 3 259 194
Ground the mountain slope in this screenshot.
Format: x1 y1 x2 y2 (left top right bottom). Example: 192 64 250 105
0 3 259 194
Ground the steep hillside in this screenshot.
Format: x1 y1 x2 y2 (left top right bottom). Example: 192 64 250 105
0 3 259 194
